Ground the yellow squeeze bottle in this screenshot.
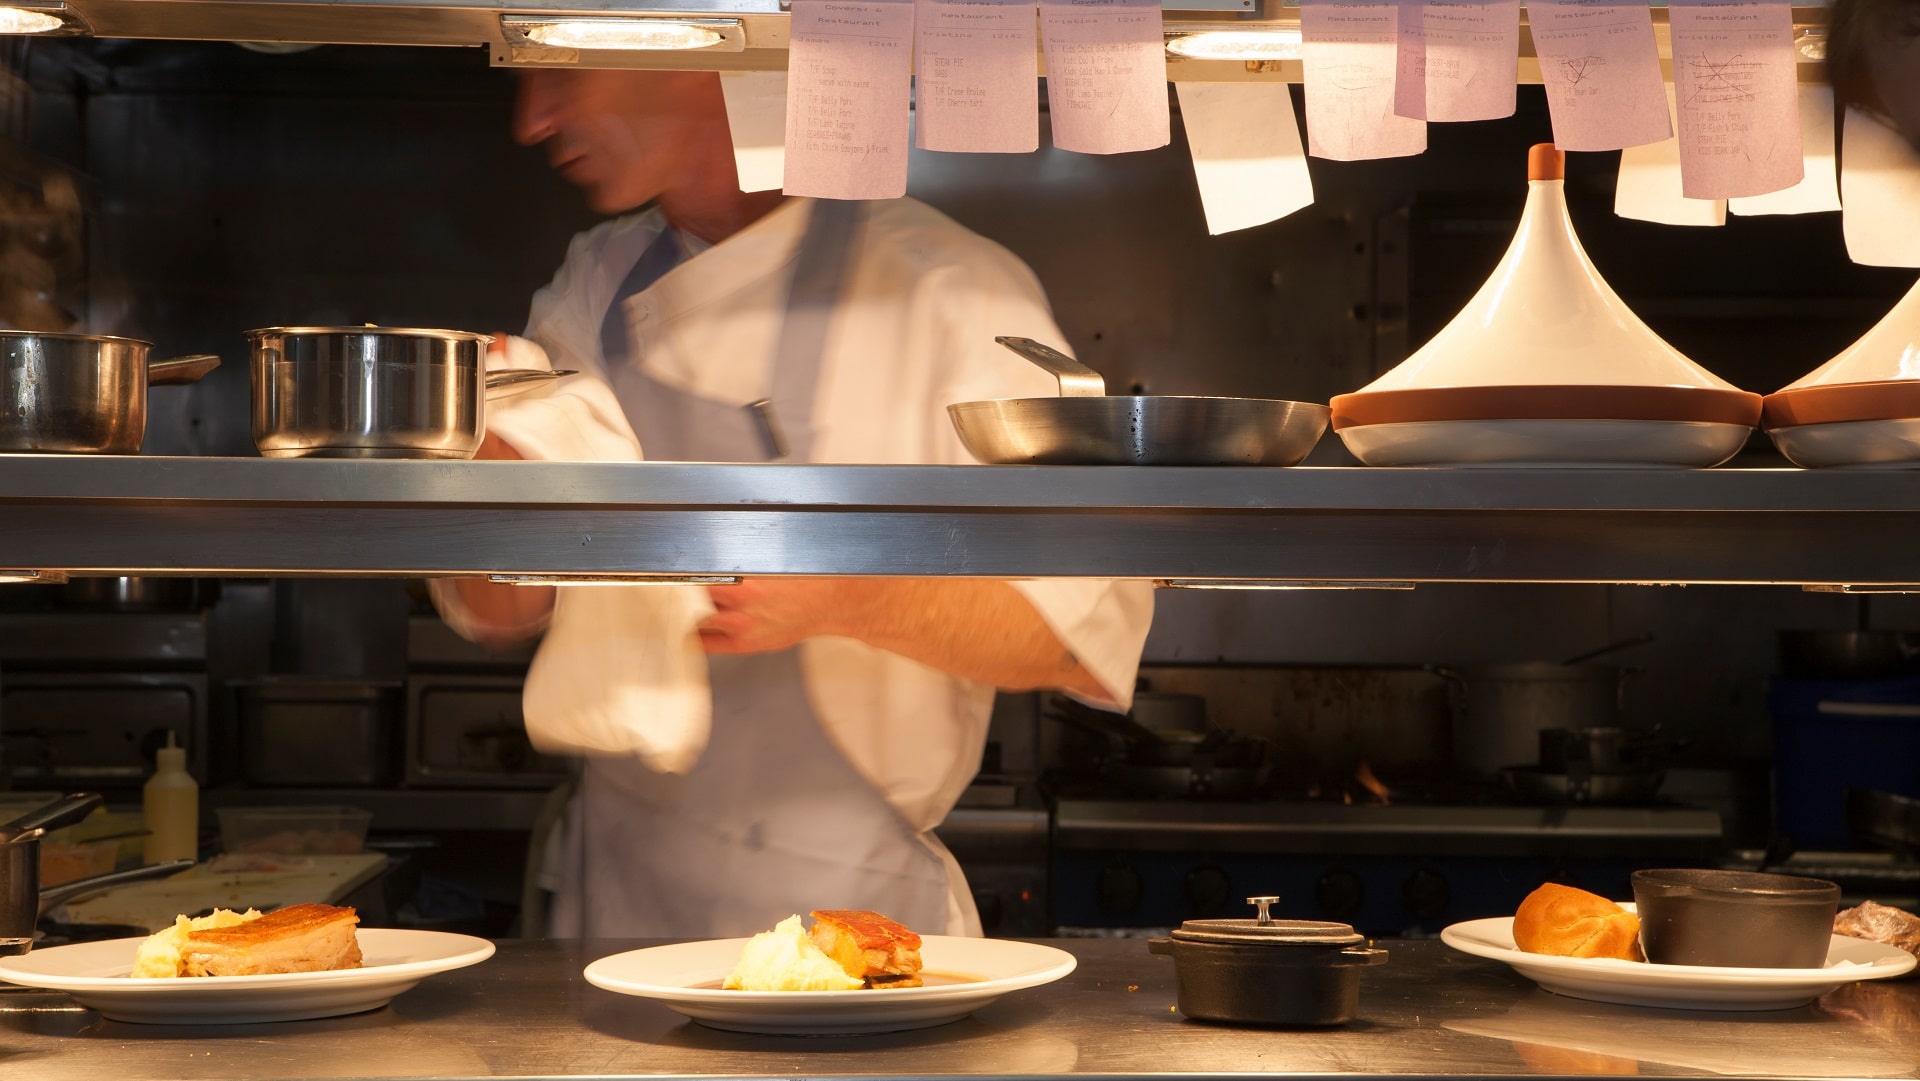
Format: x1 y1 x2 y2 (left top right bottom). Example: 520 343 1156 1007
143 732 199 863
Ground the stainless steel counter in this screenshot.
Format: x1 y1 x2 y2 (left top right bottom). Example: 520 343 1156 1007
2 939 1914 1080
7 457 1920 584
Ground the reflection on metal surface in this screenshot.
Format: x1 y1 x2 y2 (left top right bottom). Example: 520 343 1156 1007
487 573 742 586
0 569 63 583
1447 988 1920 1077
1804 583 1920 594
1164 27 1302 61
1156 579 1416 591
500 14 744 52
0 5 83 35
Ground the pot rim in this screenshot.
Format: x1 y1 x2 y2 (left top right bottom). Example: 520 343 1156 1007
0 330 152 347
244 326 493 344
1631 867 1841 900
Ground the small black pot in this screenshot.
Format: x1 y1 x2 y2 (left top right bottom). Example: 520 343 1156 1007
1148 900 1387 1026
1631 868 1840 968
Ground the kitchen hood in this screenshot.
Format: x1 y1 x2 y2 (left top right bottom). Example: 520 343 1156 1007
15 0 1834 78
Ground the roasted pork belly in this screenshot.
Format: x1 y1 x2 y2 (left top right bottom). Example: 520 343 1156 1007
809 909 923 988
179 903 363 977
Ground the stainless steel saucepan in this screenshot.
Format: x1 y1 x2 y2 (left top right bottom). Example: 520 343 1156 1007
947 337 1330 466
247 326 575 459
0 331 222 454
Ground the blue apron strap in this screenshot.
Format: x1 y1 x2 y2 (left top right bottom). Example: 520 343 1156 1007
598 224 685 367
763 199 863 462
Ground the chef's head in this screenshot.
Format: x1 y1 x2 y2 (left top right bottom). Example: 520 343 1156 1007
513 68 738 213
1829 0 1920 149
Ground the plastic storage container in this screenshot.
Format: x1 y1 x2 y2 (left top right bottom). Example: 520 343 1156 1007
217 805 372 855
1766 675 1920 848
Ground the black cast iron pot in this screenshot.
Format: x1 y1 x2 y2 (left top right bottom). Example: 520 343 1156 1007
1148 897 1387 1026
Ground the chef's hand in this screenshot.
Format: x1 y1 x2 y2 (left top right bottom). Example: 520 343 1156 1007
698 578 874 655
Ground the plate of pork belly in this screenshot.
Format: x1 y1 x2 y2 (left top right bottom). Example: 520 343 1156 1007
584 909 1076 1035
0 903 493 1024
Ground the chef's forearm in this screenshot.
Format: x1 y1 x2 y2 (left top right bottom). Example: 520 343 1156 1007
438 430 556 650
827 579 1110 700
446 577 555 650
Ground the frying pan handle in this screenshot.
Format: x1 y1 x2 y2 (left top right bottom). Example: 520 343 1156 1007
994 336 1107 398
148 354 222 386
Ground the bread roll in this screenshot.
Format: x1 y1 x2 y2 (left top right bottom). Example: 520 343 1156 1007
1514 883 1644 961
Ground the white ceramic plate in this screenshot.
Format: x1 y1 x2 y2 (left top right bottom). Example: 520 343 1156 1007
0 928 494 1024
1337 419 1752 468
583 935 1077 1035
1440 915 1915 1010
1767 418 1920 468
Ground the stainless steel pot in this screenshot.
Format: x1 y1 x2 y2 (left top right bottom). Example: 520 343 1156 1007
246 326 573 459
1437 663 1630 778
947 337 1330 466
2 793 194 955
0 331 221 454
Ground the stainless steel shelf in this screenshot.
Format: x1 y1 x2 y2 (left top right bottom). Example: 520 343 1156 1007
4 456 1920 585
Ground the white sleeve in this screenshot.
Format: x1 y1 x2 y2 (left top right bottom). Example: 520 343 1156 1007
1009 579 1153 712
922 241 1155 714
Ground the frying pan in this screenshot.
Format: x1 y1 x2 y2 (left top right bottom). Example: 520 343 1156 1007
947 337 1330 466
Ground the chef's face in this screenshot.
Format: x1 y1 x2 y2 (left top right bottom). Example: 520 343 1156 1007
513 68 727 213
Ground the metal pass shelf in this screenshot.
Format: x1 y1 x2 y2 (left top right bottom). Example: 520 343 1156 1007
3 455 1920 586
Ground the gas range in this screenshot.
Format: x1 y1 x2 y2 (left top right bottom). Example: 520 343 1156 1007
1049 797 1723 937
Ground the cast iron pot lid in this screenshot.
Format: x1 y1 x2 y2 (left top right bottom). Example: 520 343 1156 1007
1170 897 1365 947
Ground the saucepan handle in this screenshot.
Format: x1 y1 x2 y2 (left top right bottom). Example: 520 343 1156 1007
148 354 222 386
37 859 197 918
485 368 578 401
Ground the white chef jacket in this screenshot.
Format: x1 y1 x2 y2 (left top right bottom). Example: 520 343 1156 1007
439 197 1154 933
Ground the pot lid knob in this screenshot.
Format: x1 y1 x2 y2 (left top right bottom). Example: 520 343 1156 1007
1247 895 1280 925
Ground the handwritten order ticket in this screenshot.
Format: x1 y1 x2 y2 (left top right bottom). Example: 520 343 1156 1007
1038 0 1170 155
1394 0 1521 123
1301 0 1427 161
784 0 916 199
1668 0 1801 200
1528 0 1671 152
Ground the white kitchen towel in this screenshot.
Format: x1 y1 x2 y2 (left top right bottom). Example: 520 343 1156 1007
428 335 714 774
520 581 714 773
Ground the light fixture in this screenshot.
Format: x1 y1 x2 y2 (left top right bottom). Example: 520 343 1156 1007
500 15 745 53
1155 579 1415 591
0 3 86 35
0 569 67 583
488 573 742 586
1164 26 1303 61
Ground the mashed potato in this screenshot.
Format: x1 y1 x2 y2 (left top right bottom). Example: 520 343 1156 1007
130 908 263 978
722 915 863 991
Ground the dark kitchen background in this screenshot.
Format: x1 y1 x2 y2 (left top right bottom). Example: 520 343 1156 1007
1 38 1917 939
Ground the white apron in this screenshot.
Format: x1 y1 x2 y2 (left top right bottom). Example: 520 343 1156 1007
548 201 957 938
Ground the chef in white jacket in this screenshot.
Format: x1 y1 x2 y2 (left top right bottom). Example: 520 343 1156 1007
433 68 1153 939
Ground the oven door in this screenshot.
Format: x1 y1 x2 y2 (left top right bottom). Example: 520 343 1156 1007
1 671 208 785
406 674 569 787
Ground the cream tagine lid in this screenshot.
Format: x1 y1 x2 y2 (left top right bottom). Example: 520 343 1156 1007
1764 279 1920 429
1331 144 1760 432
